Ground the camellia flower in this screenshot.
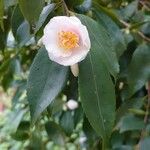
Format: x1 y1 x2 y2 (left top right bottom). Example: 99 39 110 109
42 16 91 67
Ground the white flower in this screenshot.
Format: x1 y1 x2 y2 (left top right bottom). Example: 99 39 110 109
42 16 91 66
66 99 78 110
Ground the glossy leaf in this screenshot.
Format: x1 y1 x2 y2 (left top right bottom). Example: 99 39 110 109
35 4 55 33
60 111 74 135
16 21 31 46
45 121 66 146
7 108 27 133
78 14 119 78
127 44 150 96
93 10 126 58
11 5 24 37
118 114 145 133
116 97 145 122
78 16 116 145
121 0 138 20
27 47 68 123
19 0 44 24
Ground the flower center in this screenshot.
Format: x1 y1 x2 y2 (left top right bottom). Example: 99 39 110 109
58 31 79 50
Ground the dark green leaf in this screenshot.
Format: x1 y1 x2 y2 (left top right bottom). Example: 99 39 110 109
75 0 92 13
65 0 83 8
11 131 29 141
7 108 27 133
121 0 138 20
11 5 24 37
17 121 30 131
27 47 68 123
118 114 145 133
111 131 124 149
93 10 126 58
116 97 145 122
78 13 116 141
16 21 31 46
60 111 74 135
83 117 98 146
19 0 44 24
45 121 66 145
35 4 55 33
78 14 119 78
12 80 26 107
127 44 150 96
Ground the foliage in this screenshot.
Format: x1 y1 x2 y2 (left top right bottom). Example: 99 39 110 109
0 0 150 149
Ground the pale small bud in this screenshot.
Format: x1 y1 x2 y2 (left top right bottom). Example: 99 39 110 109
79 136 87 144
66 99 78 110
119 82 124 90
37 38 43 47
71 63 79 77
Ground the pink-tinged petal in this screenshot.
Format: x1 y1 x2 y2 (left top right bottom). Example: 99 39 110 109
42 16 91 66
50 46 89 66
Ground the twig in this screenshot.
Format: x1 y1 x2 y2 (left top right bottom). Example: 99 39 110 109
139 1 150 11
144 81 150 124
93 1 150 43
119 19 150 43
62 0 70 16
137 31 150 43
137 81 150 149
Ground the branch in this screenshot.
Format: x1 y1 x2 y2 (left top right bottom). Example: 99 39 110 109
120 20 150 43
144 81 150 124
62 0 70 16
93 2 150 43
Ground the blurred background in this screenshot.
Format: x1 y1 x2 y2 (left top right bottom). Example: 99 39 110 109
0 0 150 150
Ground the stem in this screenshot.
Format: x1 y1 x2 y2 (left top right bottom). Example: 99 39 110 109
144 81 150 124
137 81 150 149
62 0 70 16
102 139 110 150
93 1 150 43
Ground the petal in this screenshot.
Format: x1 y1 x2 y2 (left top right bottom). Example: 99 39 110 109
42 16 91 66
51 46 90 66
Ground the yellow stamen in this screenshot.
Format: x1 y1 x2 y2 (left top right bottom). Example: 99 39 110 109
58 31 79 50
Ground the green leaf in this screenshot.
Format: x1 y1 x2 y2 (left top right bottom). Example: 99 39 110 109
78 15 116 141
140 137 150 150
11 5 24 37
17 121 30 131
78 14 119 78
35 4 55 33
127 44 150 96
27 47 68 124
7 108 27 133
111 131 124 149
75 0 92 13
60 111 74 135
11 131 29 141
121 0 138 20
48 97 64 115
16 21 31 46
118 114 145 133
12 80 26 107
45 121 66 146
19 0 44 24
65 0 84 8
4 0 17 8
116 97 145 122
93 10 126 58
0 0 4 30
